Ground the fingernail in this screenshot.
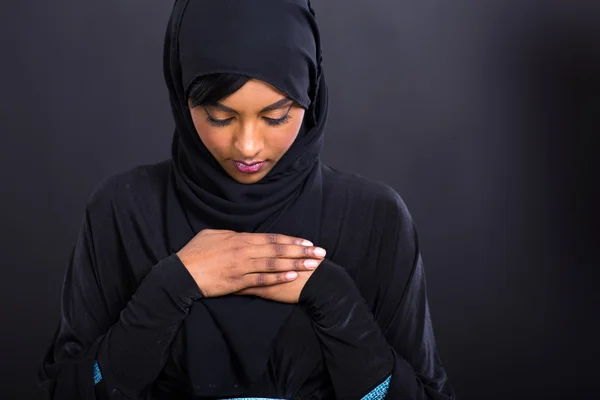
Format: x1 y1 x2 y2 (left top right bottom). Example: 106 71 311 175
286 271 298 280
294 239 313 246
314 247 326 257
304 259 319 269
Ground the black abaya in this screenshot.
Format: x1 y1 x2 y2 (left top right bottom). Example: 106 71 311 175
40 0 454 398
40 161 454 399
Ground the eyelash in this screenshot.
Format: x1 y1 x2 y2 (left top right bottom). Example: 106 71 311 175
264 114 292 126
205 114 233 127
204 109 292 127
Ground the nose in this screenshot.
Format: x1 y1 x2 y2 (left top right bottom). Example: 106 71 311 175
233 121 263 159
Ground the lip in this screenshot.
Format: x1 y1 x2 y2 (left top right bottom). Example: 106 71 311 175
232 160 267 174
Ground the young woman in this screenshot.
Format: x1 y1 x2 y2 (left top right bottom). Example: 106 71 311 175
40 1 455 399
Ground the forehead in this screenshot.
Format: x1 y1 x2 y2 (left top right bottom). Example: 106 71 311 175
220 79 288 109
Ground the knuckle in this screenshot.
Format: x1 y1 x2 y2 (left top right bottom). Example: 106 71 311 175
293 259 302 270
273 244 285 257
266 258 277 271
239 232 252 242
267 233 278 244
256 273 266 286
232 246 245 257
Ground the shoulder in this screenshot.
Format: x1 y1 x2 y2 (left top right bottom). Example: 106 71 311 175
85 160 171 214
322 164 413 224
320 166 419 280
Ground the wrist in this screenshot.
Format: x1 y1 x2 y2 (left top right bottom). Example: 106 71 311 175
174 252 209 297
299 259 358 315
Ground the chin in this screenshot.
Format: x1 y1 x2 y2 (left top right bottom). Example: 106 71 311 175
229 171 268 184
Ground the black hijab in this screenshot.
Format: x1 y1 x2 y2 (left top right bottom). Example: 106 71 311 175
162 0 328 396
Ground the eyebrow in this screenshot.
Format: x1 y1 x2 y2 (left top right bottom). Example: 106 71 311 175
208 98 293 114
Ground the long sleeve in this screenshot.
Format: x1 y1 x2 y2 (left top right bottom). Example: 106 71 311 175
39 206 202 399
299 259 394 399
300 188 455 400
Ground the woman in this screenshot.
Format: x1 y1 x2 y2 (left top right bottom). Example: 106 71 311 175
40 0 455 399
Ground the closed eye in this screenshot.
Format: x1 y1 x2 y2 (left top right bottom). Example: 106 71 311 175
263 104 293 127
203 105 293 127
204 108 234 127
263 113 292 126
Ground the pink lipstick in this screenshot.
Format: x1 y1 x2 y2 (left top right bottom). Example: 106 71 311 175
233 160 266 174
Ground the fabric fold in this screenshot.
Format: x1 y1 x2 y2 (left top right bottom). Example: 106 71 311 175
162 0 330 396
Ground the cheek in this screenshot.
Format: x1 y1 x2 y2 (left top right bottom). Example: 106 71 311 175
199 131 229 158
269 110 305 154
189 110 231 157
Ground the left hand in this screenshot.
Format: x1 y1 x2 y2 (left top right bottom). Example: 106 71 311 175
235 258 324 303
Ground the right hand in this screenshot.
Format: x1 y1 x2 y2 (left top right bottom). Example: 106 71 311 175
176 229 327 298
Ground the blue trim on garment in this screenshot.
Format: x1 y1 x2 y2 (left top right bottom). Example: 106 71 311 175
361 375 391 400
222 375 391 400
93 360 103 385
92 363 389 398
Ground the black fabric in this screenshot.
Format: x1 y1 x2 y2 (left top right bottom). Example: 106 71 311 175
39 0 455 398
39 162 455 399
162 0 328 395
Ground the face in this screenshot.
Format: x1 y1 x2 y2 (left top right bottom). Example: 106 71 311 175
188 79 306 184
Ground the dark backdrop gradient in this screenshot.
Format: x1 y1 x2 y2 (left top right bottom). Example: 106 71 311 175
1 1 599 399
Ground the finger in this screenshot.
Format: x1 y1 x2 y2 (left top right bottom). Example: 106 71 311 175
235 287 268 299
200 228 236 237
235 287 256 296
249 257 319 273
239 232 313 246
242 271 298 288
248 243 326 259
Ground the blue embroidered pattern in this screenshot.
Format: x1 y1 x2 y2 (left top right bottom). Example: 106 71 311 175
92 361 390 399
93 360 103 385
222 375 391 400
361 375 391 400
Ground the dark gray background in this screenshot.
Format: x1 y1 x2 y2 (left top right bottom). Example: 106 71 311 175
2 1 599 399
